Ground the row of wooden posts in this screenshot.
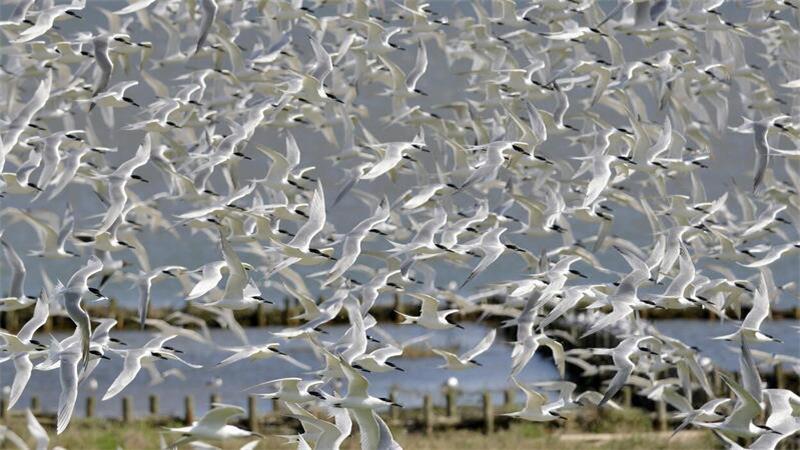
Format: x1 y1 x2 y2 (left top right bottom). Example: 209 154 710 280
2 292 799 333
0 393 269 432
0 385 676 435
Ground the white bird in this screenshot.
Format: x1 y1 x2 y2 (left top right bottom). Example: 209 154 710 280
195 0 219 54
103 334 201 400
216 342 308 370
397 293 464 330
114 0 158 15
697 372 775 438
361 140 426 181
165 404 262 447
249 377 325 403
274 182 333 267
1 71 52 157
595 335 662 406
0 240 34 311
738 242 800 268
432 328 495 370
714 273 782 343
1 292 49 409
510 332 566 378
135 265 187 329
94 135 151 234
460 227 511 288
56 343 81 434
200 232 267 310
13 0 86 43
503 377 567 422
88 34 113 112
26 409 49 450
283 402 351 450
57 255 104 370
323 198 390 286
328 358 401 449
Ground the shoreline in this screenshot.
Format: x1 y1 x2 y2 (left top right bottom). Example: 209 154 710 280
1 294 798 333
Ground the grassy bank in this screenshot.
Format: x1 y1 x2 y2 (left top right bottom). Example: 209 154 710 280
1 415 718 450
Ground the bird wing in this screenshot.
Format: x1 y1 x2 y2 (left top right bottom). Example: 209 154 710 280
18 295 49 342
753 123 769 191
26 408 49 449
8 354 33 408
287 182 326 250
461 328 496 361
195 0 218 53
412 293 440 317
92 36 112 97
351 408 380 450
540 336 566 377
137 277 152 330
220 232 248 297
197 404 245 428
342 359 370 398
187 261 225 299
1 240 26 298
217 347 258 367
406 41 428 91
102 350 144 400
375 411 402 450
57 347 81 434
114 0 157 15
742 274 769 330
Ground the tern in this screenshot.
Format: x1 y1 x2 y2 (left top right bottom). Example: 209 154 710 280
165 404 262 447
503 377 568 422
397 293 464 330
432 328 495 370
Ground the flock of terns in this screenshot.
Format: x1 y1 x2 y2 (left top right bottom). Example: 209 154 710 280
0 0 800 448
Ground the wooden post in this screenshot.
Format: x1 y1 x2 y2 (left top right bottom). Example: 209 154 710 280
86 396 96 418
6 310 18 331
713 371 722 396
44 315 54 333
116 304 125 328
282 297 291 325
775 364 785 389
184 396 195 425
211 393 221 406
0 398 7 420
272 398 280 414
446 387 458 417
390 389 400 423
149 395 159 416
423 394 434 435
248 395 258 432
30 395 40 413
601 332 611 348
108 298 118 322
657 400 667 432
503 388 515 411
483 391 494 434
393 293 403 323
623 386 633 408
256 303 268 327
122 396 133 423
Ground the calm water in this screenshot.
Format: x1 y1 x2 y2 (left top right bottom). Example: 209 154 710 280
653 319 800 371
1 321 797 417
0 324 559 417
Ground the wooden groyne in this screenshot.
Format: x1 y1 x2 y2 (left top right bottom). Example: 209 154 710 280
0 387 683 435
1 293 798 333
